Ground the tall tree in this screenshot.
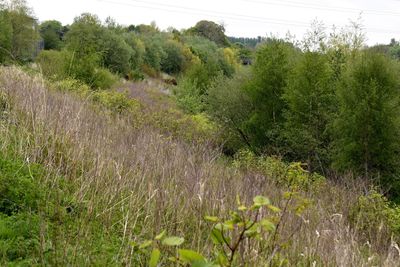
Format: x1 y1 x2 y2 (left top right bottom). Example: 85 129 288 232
3 0 39 62
187 20 229 47
333 51 400 196
283 52 335 172
245 39 296 153
0 9 13 63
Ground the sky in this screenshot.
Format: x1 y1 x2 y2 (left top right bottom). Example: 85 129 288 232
26 0 400 45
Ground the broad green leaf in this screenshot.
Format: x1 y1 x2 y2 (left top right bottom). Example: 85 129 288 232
204 216 219 222
211 228 224 245
253 196 270 207
178 249 206 263
149 248 160 267
139 240 153 249
229 211 241 223
244 229 258 237
223 220 235 230
261 218 276 232
155 230 166 240
162 236 184 246
217 251 229 266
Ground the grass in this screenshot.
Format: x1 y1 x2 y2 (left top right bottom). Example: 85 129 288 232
0 66 399 265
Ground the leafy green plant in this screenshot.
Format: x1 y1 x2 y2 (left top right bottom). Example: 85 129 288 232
349 189 400 245
135 195 282 267
234 149 325 190
205 195 281 266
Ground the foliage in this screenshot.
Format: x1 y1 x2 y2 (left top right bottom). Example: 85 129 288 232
349 189 400 247
36 49 72 79
0 155 44 215
332 51 400 197
39 20 64 50
206 70 253 152
134 195 282 267
282 52 336 172
0 10 13 63
1 0 39 62
245 39 297 152
160 40 185 74
100 29 133 75
187 20 229 47
234 149 325 190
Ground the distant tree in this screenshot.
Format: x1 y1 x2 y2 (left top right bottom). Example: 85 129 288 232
188 20 229 47
333 51 400 196
3 0 39 62
160 40 185 74
65 13 103 57
100 29 133 75
123 32 145 71
39 20 64 50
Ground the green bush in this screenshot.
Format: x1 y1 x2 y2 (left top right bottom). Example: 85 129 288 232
350 190 400 241
0 213 41 264
91 68 118 90
36 50 73 79
0 156 44 215
234 149 325 190
51 77 90 94
160 40 185 74
91 90 141 114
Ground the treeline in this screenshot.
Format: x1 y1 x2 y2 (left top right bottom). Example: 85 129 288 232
179 24 400 200
0 0 250 90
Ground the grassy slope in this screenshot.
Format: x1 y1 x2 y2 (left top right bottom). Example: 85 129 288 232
0 67 399 266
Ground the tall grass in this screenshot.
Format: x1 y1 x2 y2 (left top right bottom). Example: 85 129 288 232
0 66 399 266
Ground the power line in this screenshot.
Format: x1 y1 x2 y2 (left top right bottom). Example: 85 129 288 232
100 0 312 27
97 0 400 35
244 0 400 17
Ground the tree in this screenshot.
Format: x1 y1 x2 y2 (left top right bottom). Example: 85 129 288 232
160 40 185 74
333 51 400 196
283 52 335 172
65 13 104 58
245 39 297 153
206 70 253 153
39 20 64 50
0 9 13 63
3 0 39 62
100 29 133 75
187 20 229 47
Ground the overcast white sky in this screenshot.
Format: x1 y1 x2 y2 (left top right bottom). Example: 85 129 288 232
27 0 400 45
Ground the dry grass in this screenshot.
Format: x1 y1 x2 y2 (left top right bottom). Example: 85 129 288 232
0 66 399 266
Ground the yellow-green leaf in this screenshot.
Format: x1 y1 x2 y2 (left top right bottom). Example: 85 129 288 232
139 240 152 249
149 249 160 267
204 216 219 222
162 236 184 246
155 230 166 240
178 249 206 263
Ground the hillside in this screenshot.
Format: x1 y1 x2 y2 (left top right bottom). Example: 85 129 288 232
0 67 399 266
3 0 400 266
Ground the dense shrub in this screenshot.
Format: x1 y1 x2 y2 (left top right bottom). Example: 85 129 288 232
36 49 72 79
350 190 400 248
